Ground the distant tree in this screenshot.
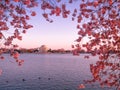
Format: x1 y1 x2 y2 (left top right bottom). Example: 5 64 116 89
0 0 120 90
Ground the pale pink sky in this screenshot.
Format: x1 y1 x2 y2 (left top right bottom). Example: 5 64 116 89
6 1 85 50
12 12 78 50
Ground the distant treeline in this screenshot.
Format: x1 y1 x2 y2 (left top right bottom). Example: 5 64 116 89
1 48 118 54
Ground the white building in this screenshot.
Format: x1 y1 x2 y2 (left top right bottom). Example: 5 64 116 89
39 45 48 53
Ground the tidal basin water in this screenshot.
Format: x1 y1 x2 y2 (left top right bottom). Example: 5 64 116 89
0 54 114 90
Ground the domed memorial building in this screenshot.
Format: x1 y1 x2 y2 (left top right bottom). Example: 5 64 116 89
39 45 48 53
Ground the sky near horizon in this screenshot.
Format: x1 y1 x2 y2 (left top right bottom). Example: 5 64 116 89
14 18 78 50
8 2 84 49
11 1 80 50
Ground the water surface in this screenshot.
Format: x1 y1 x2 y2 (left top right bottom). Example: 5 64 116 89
0 54 114 90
